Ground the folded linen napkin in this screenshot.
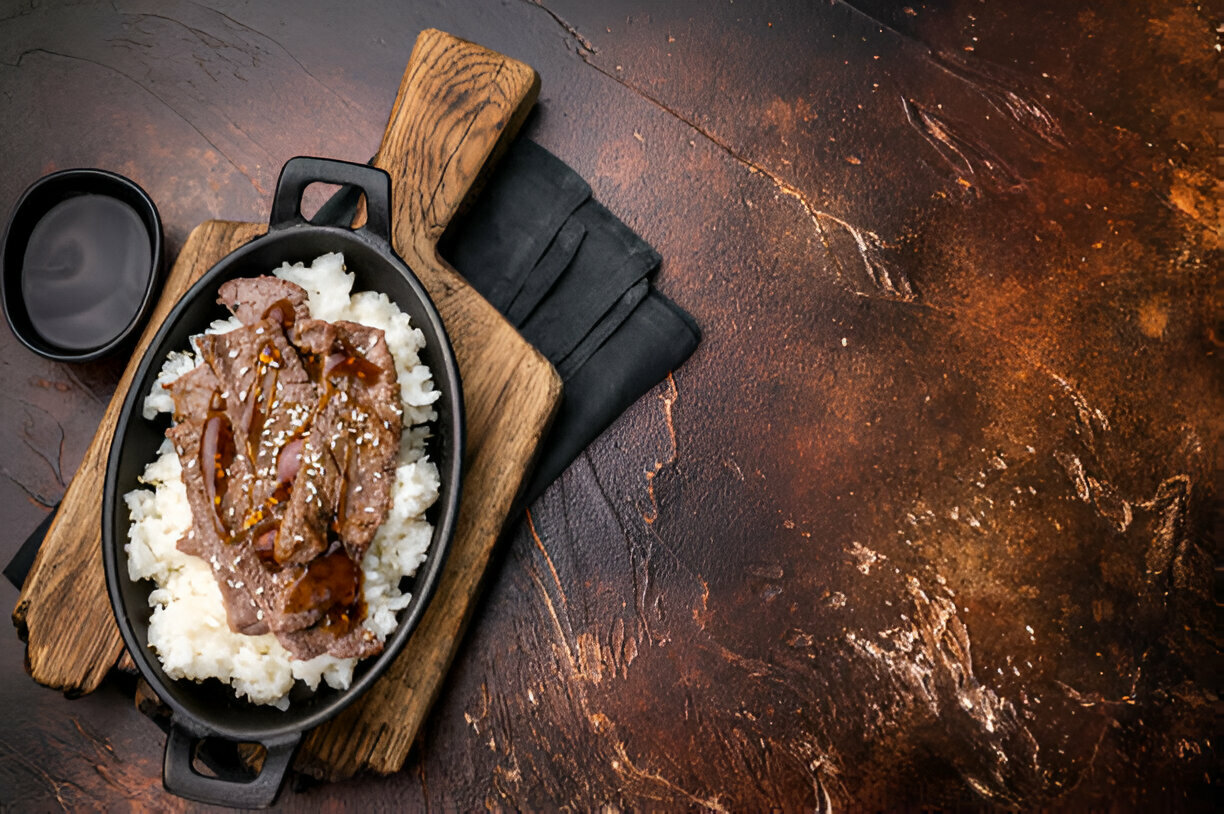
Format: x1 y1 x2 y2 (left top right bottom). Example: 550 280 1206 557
437 139 701 504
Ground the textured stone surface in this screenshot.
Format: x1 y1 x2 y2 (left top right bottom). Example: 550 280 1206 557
2 0 1219 809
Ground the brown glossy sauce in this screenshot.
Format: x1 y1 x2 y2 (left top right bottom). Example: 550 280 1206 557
326 351 383 383
20 194 151 350
319 598 365 637
245 341 282 459
201 412 236 532
284 547 363 636
260 298 298 331
302 338 384 386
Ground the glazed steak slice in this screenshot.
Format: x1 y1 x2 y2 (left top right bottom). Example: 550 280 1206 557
327 321 403 557
282 318 402 563
167 364 274 636
217 276 310 327
194 323 314 528
273 404 346 567
263 319 401 643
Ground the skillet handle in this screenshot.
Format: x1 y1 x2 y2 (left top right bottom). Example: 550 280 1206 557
269 156 393 244
163 722 300 808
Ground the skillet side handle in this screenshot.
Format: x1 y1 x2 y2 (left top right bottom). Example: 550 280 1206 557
163 723 301 809
269 156 393 244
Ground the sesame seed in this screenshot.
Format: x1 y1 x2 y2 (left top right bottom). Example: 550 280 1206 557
228 350 238 359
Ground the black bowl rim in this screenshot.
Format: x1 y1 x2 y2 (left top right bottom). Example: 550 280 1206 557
1 167 165 362
101 221 464 742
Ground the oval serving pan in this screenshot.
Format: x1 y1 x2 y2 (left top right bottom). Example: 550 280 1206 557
102 157 464 808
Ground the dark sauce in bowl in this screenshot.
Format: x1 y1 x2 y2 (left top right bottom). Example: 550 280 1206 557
2 168 162 362
21 194 152 351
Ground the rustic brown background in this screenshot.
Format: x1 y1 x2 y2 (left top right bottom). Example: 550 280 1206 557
1 0 1220 810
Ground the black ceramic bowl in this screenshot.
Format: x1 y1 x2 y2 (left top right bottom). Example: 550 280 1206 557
1 168 163 362
102 158 464 807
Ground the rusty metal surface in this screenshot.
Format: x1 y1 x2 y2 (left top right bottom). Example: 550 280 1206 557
1 0 1219 809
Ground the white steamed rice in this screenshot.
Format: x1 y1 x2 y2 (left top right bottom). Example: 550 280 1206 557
124 252 440 708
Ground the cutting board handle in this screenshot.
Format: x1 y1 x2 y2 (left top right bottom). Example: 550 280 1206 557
373 28 540 265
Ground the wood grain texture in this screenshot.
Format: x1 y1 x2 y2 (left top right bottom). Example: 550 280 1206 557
11 27 559 782
376 28 541 259
12 220 264 694
297 29 559 780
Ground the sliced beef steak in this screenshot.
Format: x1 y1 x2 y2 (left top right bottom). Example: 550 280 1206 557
284 318 402 563
217 276 310 327
166 279 401 662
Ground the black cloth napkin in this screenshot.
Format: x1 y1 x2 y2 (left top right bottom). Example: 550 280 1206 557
5 139 700 589
438 139 700 504
438 140 590 312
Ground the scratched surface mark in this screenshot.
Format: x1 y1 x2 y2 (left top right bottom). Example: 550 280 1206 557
1 0 1219 810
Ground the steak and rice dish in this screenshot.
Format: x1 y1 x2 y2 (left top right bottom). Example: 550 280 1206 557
124 252 440 707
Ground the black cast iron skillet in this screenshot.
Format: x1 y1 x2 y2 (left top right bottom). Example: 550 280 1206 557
102 157 464 808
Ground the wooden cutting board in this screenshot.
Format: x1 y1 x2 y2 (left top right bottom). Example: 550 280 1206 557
11 28 561 782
